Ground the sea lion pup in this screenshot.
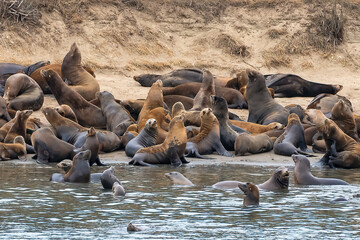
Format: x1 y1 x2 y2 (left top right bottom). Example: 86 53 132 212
165 172 194 185
31 127 75 164
292 154 349 185
112 182 126 196
307 93 352 117
127 223 141 232
285 104 306 121
330 100 360 142
55 104 78 123
273 113 313 157
234 133 273 156
41 69 106 128
61 42 100 101
129 115 188 167
257 166 289 191
190 70 215 111
3 73 44 111
97 91 135 137
4 110 33 143
125 119 158 157
246 69 289 125
265 73 343 97
320 119 360 168
185 108 232 158
230 121 283 134
238 182 260 206
0 136 26 160
211 95 247 151
100 166 121 189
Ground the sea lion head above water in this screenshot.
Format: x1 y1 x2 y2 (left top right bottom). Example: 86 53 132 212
238 182 260 206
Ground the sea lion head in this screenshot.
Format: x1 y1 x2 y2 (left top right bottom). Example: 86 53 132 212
24 60 50 76
331 99 353 119
87 127 96 137
42 107 59 120
291 154 311 171
246 69 268 98
236 70 249 89
267 122 284 130
287 113 300 127
172 102 185 118
323 118 337 139
13 136 26 160
238 182 260 206
40 69 57 80
169 115 185 130
97 91 115 102
304 109 327 128
57 159 73 173
55 104 74 118
274 166 289 189
68 42 81 64
74 149 91 163
154 79 163 88
165 171 182 180
211 95 228 118
145 118 157 130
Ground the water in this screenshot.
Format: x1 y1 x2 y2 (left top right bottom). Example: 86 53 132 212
0 160 359 239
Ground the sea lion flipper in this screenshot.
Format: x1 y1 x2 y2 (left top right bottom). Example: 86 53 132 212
32 154 37 159
215 142 233 157
95 156 107 166
180 156 190 164
26 144 35 154
231 124 249 134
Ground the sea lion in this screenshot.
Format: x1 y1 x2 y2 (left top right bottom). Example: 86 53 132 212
164 95 193 112
265 74 343 97
165 172 194 185
285 104 306 121
273 113 313 156
125 118 158 157
185 108 232 158
234 133 273 156
112 182 126 196
307 94 352 117
0 136 26 160
97 91 135 137
129 115 188 166
127 223 141 232
31 127 75 164
320 119 360 168
4 110 33 143
61 43 99 101
292 154 349 184
212 181 243 190
74 127 104 166
0 61 49 76
120 98 169 121
240 86 275 102
191 70 215 111
211 95 247 150
55 104 78 123
257 166 289 191
246 69 289 125
57 159 73 173
139 107 171 144
238 182 260 206
230 121 283 134
100 166 121 189
41 69 106 128
0 96 11 126
64 150 91 183
3 73 44 111
330 100 359 142
185 125 200 139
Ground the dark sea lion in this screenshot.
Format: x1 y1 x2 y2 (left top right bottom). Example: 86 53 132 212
100 166 121 189
164 95 193 112
211 95 247 150
113 182 126 196
61 43 100 101
0 136 26 160
125 118 158 157
273 113 313 156
307 94 352 117
265 74 343 97
97 91 135 137
31 127 75 164
185 108 232 158
165 172 194 185
120 98 169 121
234 133 273 156
41 69 106 128
64 150 91 183
238 182 260 206
246 69 289 125
127 223 141 232
0 61 49 76
139 107 171 144
4 110 33 143
74 127 104 166
3 73 44 111
285 104 305 121
230 120 283 134
129 115 188 166
292 154 349 185
258 166 289 191
55 104 78 123
191 70 215 111
330 100 359 142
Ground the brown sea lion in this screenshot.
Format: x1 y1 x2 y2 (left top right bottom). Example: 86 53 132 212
320 119 360 168
292 154 349 184
4 110 33 143
3 73 44 111
41 69 106 128
61 43 100 101
31 127 75 164
355 114 360 137
0 136 26 160
120 99 145 121
240 86 275 102
304 109 329 153
191 70 215 111
224 70 249 89
230 121 283 134
0 96 12 127
330 100 360 142
234 133 273 156
165 172 194 185
127 223 141 232
185 108 232 158
307 94 352 117
274 113 313 156
97 91 135 137
125 118 158 157
164 95 193 112
238 182 260 206
57 159 73 173
100 166 121 189
186 125 200 139
55 104 78 123
172 102 202 127
129 115 188 166
74 127 104 166
113 182 126 196
246 69 289 125
265 74 343 97
258 166 289 191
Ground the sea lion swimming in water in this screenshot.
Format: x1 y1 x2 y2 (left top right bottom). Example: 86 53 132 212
238 182 260 206
165 172 194 185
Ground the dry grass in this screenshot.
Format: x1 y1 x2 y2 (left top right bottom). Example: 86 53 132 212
129 60 172 71
0 0 41 26
262 48 291 68
267 28 287 39
216 33 250 57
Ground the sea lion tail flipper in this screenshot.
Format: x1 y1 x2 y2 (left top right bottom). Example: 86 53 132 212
296 150 315 157
32 154 38 159
170 154 182 167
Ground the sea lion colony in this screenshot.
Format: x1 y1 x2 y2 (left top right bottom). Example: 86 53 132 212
0 43 356 207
